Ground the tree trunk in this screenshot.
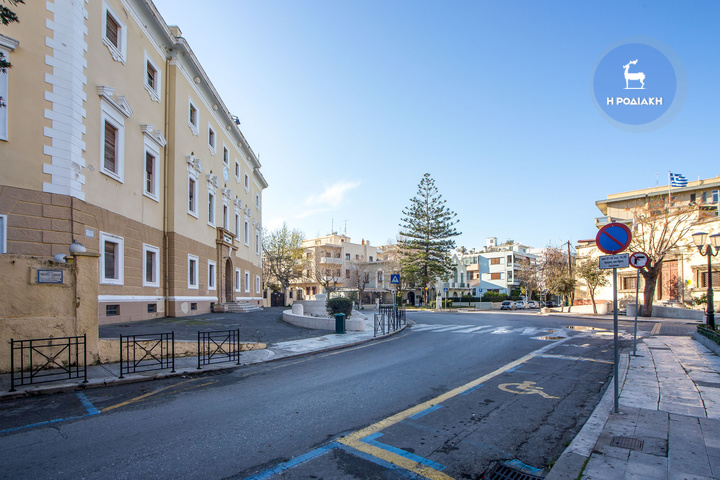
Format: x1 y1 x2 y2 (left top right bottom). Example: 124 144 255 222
641 264 661 317
590 289 597 314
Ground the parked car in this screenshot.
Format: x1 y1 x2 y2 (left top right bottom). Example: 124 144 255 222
527 300 539 308
515 300 528 309
544 301 557 308
500 301 516 310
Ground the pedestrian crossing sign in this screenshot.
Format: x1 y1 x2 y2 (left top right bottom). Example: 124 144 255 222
390 274 400 284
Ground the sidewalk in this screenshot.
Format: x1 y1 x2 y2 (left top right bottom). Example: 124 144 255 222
0 310 395 399
548 333 720 480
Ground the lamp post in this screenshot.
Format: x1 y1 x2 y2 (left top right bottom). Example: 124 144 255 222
692 231 720 329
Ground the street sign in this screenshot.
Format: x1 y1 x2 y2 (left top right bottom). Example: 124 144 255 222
629 252 649 269
599 254 629 270
390 274 400 284
444 287 448 292
596 222 632 255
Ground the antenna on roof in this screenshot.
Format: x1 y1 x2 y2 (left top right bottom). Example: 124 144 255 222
343 220 348 236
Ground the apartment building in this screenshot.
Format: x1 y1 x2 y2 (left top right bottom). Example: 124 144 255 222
576 175 720 308
0 0 267 323
440 237 538 298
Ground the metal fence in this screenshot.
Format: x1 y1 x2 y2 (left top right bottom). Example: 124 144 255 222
198 329 242 369
119 332 175 378
10 334 88 391
374 307 407 337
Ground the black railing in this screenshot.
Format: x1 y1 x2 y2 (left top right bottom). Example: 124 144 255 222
374 307 407 337
198 329 241 369
10 334 87 391
119 332 175 378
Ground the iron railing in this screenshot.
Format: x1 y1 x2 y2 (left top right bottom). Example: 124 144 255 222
198 329 242 368
10 334 87 391
119 332 175 378
374 307 407 337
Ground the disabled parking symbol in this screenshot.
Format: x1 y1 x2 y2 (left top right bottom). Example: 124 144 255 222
498 381 559 399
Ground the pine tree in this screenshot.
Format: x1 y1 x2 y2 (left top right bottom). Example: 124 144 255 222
398 173 460 305
1 1 24 108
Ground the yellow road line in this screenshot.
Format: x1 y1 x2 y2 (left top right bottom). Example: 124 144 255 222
102 378 196 412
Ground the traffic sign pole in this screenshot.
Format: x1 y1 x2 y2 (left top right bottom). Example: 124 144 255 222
628 252 648 357
613 266 619 414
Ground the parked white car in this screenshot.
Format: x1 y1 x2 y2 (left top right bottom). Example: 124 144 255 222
527 300 539 308
500 301 516 310
515 300 528 309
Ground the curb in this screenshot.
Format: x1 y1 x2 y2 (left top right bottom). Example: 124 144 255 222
0 325 408 401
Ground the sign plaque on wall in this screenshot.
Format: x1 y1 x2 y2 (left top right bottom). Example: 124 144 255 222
37 270 63 284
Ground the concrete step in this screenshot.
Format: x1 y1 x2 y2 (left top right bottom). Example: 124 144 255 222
213 302 263 313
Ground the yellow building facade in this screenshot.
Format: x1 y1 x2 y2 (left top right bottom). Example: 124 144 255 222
0 0 267 324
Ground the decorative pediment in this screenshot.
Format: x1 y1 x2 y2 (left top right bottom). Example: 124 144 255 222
141 124 167 148
97 86 133 118
186 155 202 177
221 188 232 201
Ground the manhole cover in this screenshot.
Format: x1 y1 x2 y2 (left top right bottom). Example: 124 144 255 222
483 462 544 480
610 436 644 451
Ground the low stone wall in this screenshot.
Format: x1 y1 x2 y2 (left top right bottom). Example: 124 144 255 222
451 302 494 310
97 339 266 364
626 303 704 321
282 310 365 332
566 303 611 315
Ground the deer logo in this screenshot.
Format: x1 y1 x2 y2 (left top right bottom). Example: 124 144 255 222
623 60 645 89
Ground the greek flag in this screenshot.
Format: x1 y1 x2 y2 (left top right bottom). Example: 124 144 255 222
669 172 688 188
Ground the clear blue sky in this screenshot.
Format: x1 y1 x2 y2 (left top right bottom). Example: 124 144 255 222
153 0 719 249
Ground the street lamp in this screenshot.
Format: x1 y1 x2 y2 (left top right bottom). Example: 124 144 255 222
692 231 720 329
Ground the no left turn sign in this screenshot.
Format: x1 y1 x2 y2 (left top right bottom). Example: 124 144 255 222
629 252 649 269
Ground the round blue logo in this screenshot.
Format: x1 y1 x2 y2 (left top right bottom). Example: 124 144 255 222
591 38 687 132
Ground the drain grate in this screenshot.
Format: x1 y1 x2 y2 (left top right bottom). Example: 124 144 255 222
484 462 543 480
610 436 644 451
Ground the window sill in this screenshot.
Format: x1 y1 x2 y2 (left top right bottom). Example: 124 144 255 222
144 84 161 103
101 168 124 184
188 123 199 136
143 191 160 203
102 37 126 65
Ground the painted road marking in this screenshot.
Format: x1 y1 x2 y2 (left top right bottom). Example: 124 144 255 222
409 405 443 420
362 432 446 471
651 323 662 335
335 336 573 480
498 381 559 399
537 354 613 364
76 392 101 416
102 378 196 412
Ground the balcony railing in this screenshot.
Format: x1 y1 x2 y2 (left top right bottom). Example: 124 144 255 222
319 257 343 264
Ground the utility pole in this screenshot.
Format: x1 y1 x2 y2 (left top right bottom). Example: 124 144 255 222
566 240 574 307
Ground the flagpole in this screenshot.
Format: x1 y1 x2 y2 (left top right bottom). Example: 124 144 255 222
668 171 671 205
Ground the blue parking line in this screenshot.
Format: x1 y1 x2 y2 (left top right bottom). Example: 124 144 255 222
409 404 443 420
460 383 484 395
361 432 446 471
76 392 100 415
334 442 427 479
243 443 337 479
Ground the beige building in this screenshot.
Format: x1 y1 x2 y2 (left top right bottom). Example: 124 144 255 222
576 176 720 310
0 0 267 324
294 234 393 303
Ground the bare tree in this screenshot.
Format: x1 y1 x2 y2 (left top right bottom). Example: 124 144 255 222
515 257 541 301
576 258 610 314
306 247 342 294
628 198 698 316
262 223 305 291
349 261 371 306
541 246 575 311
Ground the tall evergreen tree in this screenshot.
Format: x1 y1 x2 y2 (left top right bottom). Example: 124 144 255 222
399 173 460 304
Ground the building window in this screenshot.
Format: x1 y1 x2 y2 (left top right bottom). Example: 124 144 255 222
191 302 197 311
369 256 373 262
144 52 161 102
147 304 157 313
208 192 215 226
222 205 229 230
188 255 199 289
490 272 502 280
0 36 17 141
100 232 124 285
345 253 350 260
377 271 383 284
188 99 199 135
188 177 198 216
702 192 708 204
102 2 126 63
507 270 513 282
622 276 637 290
235 269 241 292
106 305 120 316
256 194 260 209
101 117 125 181
223 146 229 165
698 270 720 288
245 271 250 292
346 269 350 278
491 258 501 265
507 255 512 265
244 173 250 191
255 231 260 255
234 161 240 180
142 244 160 287
235 213 240 237
244 220 249 245
713 190 719 204
143 144 160 201
208 261 216 290
208 125 216 154
690 193 697 204
256 275 261 294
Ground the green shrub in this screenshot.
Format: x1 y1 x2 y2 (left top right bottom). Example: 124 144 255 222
326 297 352 317
481 291 508 302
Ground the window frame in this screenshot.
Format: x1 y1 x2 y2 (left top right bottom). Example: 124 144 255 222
222 145 229 166
256 275 261 294
188 254 199 289
255 194 260 210
207 191 216 227
142 243 160 287
187 175 198 218
235 268 242 292
100 232 124 285
0 214 6 253
0 37 17 141
244 173 250 192
244 220 250 246
208 260 216 291
255 231 260 255
208 124 216 155
102 1 127 64
144 51 161 102
188 98 199 135
142 138 160 202
100 101 125 183
245 271 250 293
235 161 240 181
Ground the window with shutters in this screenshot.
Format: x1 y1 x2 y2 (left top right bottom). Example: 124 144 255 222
490 272 502 280
142 244 160 287
208 125 216 155
103 121 118 173
223 146 229 165
100 100 125 182
491 257 501 265
188 98 199 135
188 177 197 216
144 52 161 102
208 192 216 227
188 255 199 289
102 2 126 64
143 137 160 201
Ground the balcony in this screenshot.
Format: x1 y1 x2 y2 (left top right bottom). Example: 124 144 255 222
319 257 343 264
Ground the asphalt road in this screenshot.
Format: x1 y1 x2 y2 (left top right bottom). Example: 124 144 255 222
0 311 648 479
